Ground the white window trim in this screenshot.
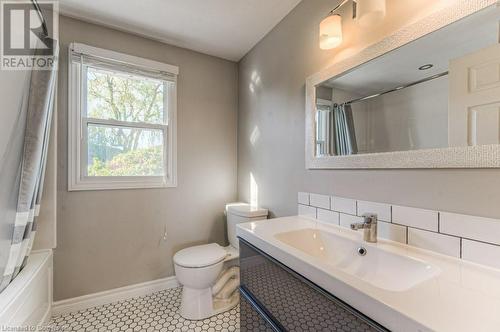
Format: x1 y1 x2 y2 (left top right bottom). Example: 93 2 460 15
68 43 178 191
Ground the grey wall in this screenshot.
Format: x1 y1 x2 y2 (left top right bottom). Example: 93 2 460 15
237 0 500 219
55 16 238 300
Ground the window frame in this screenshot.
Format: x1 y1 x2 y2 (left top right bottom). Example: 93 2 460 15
68 43 178 191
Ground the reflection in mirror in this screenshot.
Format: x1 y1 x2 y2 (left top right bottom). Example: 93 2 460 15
315 5 500 157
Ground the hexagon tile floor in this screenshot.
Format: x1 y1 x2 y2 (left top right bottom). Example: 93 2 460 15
50 287 240 332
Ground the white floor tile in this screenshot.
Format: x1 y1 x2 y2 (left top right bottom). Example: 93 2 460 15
50 287 239 332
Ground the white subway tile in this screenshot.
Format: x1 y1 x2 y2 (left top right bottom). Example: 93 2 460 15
339 213 363 229
408 228 460 258
357 200 391 222
462 239 500 269
440 212 500 246
378 221 407 244
332 197 357 215
317 209 339 225
309 194 330 209
298 192 310 205
392 205 438 232
298 204 316 218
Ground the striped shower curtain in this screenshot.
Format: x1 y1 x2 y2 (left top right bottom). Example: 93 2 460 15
333 103 358 156
0 46 58 293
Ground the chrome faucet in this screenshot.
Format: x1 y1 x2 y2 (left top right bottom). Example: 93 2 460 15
350 213 378 243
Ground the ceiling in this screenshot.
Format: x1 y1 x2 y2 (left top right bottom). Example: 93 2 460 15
58 0 302 61
321 5 500 96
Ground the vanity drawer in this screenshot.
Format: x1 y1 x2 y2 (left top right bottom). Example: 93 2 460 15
239 238 388 332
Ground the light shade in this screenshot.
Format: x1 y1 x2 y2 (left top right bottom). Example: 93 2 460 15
356 0 386 27
319 14 343 50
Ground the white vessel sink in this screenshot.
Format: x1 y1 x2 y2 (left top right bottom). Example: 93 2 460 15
275 228 440 292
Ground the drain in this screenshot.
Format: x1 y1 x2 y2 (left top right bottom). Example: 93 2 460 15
357 247 367 256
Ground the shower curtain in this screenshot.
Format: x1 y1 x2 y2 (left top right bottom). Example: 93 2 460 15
0 45 58 293
333 103 358 156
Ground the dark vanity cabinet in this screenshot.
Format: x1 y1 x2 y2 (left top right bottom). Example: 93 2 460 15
238 238 388 332
240 290 276 332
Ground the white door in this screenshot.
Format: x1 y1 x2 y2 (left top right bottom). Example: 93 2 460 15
449 43 500 146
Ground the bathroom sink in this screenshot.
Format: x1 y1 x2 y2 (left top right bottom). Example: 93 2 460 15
275 228 440 292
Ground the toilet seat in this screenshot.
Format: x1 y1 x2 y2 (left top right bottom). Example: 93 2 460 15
174 243 227 268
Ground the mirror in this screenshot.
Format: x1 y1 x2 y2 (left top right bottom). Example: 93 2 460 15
313 4 500 158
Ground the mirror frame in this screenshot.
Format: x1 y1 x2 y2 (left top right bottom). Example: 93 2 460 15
305 0 500 169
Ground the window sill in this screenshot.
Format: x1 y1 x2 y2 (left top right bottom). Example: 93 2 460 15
68 177 177 191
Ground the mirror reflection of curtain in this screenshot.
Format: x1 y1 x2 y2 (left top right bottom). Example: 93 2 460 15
316 103 332 156
0 43 58 293
334 104 358 155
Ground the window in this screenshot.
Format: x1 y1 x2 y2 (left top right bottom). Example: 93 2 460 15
68 43 178 190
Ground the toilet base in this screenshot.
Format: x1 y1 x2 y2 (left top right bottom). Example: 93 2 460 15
180 287 213 320
179 286 239 320
213 291 239 316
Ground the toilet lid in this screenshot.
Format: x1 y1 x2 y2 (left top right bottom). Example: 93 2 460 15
174 243 228 268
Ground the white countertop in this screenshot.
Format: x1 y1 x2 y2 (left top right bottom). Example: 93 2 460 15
236 216 500 332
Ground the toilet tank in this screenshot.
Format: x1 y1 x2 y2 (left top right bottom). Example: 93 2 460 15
226 203 268 249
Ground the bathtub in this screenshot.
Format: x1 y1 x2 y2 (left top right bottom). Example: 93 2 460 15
0 250 53 328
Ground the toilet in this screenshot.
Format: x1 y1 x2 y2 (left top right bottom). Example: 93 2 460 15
174 203 268 320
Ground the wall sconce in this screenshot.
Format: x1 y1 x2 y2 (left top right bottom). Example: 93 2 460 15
319 0 386 50
319 14 343 50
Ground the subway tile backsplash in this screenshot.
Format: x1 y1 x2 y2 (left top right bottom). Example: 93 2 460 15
317 208 340 225
297 191 500 270
298 192 310 205
309 193 330 210
298 204 316 218
461 239 500 270
378 221 407 244
440 212 500 246
408 228 461 258
357 200 391 222
392 205 438 232
339 213 363 229
332 196 357 215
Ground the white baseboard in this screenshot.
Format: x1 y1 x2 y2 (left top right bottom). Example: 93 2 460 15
52 276 179 316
